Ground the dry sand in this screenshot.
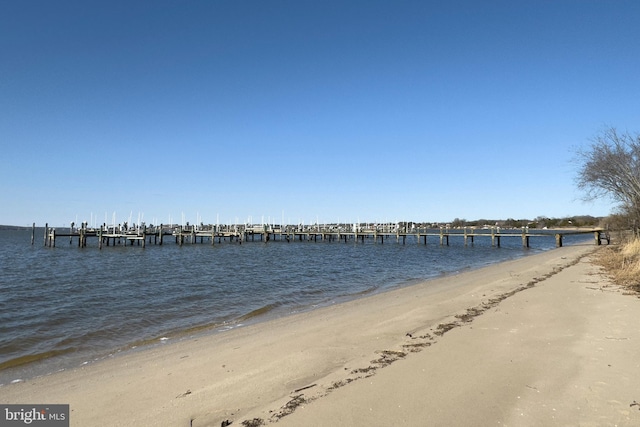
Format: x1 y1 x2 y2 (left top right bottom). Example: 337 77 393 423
2 243 639 426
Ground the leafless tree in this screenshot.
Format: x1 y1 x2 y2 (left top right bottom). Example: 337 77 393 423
576 127 640 230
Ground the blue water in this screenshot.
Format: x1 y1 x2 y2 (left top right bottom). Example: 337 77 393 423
0 228 591 385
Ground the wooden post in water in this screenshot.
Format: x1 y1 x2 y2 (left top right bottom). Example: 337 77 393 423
159 224 164 245
31 223 35 245
555 233 563 247
439 227 449 246
522 227 529 248
99 225 103 250
44 223 48 247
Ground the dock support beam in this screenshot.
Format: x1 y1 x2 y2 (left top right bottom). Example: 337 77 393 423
439 228 449 246
555 234 563 247
491 228 501 247
522 228 529 248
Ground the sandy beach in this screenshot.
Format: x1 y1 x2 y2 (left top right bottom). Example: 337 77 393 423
2 243 639 426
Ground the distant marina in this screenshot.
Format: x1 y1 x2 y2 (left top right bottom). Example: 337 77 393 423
36 221 609 249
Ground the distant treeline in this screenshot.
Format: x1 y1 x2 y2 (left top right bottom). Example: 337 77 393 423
445 215 602 229
0 225 32 230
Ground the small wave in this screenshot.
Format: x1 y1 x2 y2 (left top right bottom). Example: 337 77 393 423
350 285 379 297
0 347 75 371
238 303 282 322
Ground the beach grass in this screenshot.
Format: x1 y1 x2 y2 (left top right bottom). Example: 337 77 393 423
596 234 640 293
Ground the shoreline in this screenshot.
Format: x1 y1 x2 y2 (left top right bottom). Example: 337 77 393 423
0 236 567 385
3 243 638 426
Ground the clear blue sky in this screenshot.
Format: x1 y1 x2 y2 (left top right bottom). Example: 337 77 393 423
2 1 637 227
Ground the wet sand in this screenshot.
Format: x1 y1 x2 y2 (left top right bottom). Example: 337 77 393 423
2 243 639 426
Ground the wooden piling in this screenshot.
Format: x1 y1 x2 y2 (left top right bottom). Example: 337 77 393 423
439 228 449 246
519 227 528 248
31 223 35 245
491 228 500 247
80 223 86 248
555 234 563 247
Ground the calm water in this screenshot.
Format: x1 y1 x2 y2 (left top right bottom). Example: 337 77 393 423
0 228 590 385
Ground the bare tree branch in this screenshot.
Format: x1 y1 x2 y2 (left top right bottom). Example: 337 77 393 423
575 127 640 226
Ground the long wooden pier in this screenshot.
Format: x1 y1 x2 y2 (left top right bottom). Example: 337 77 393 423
34 223 610 249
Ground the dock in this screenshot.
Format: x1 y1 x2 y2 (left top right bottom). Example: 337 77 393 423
34 222 610 249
